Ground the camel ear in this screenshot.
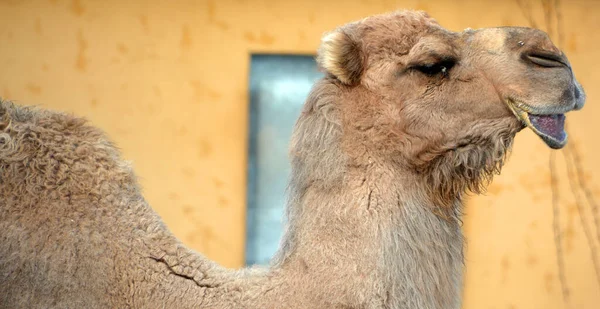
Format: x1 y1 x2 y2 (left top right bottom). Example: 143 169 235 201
316 27 364 85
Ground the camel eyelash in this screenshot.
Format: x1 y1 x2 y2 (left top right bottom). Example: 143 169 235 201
410 58 457 77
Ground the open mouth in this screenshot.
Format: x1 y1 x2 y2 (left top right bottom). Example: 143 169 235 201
507 99 567 149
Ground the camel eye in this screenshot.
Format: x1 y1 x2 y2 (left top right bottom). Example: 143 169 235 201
414 59 456 77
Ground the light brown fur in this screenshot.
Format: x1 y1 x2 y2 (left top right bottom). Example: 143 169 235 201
0 10 585 309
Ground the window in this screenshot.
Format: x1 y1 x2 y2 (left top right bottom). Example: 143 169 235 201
245 54 323 265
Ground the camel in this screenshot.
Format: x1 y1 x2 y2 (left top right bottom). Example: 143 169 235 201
0 10 585 309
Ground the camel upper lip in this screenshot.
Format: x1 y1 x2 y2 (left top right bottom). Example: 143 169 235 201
506 99 574 116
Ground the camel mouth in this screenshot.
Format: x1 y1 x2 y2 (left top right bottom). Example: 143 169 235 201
506 99 567 149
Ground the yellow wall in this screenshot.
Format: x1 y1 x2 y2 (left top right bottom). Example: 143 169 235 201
1 0 598 308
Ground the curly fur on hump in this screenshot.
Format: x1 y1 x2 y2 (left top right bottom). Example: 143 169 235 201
0 101 136 204
0 100 228 308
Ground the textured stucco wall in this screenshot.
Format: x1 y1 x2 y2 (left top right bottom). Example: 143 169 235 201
1 0 598 308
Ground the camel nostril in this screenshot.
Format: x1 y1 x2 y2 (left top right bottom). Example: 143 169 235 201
523 51 568 68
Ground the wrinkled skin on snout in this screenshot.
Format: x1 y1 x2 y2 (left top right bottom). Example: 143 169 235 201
462 27 585 149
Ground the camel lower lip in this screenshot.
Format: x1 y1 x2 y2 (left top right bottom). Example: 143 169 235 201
506 100 568 149
527 113 567 149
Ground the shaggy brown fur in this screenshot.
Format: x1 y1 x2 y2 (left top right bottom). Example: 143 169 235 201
0 10 585 309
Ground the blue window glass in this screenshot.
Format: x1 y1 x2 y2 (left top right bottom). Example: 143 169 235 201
245 54 323 265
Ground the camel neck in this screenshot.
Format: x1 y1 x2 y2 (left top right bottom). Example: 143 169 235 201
270 169 465 309
142 168 466 309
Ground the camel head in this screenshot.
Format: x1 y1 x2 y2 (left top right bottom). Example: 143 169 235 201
307 10 585 204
